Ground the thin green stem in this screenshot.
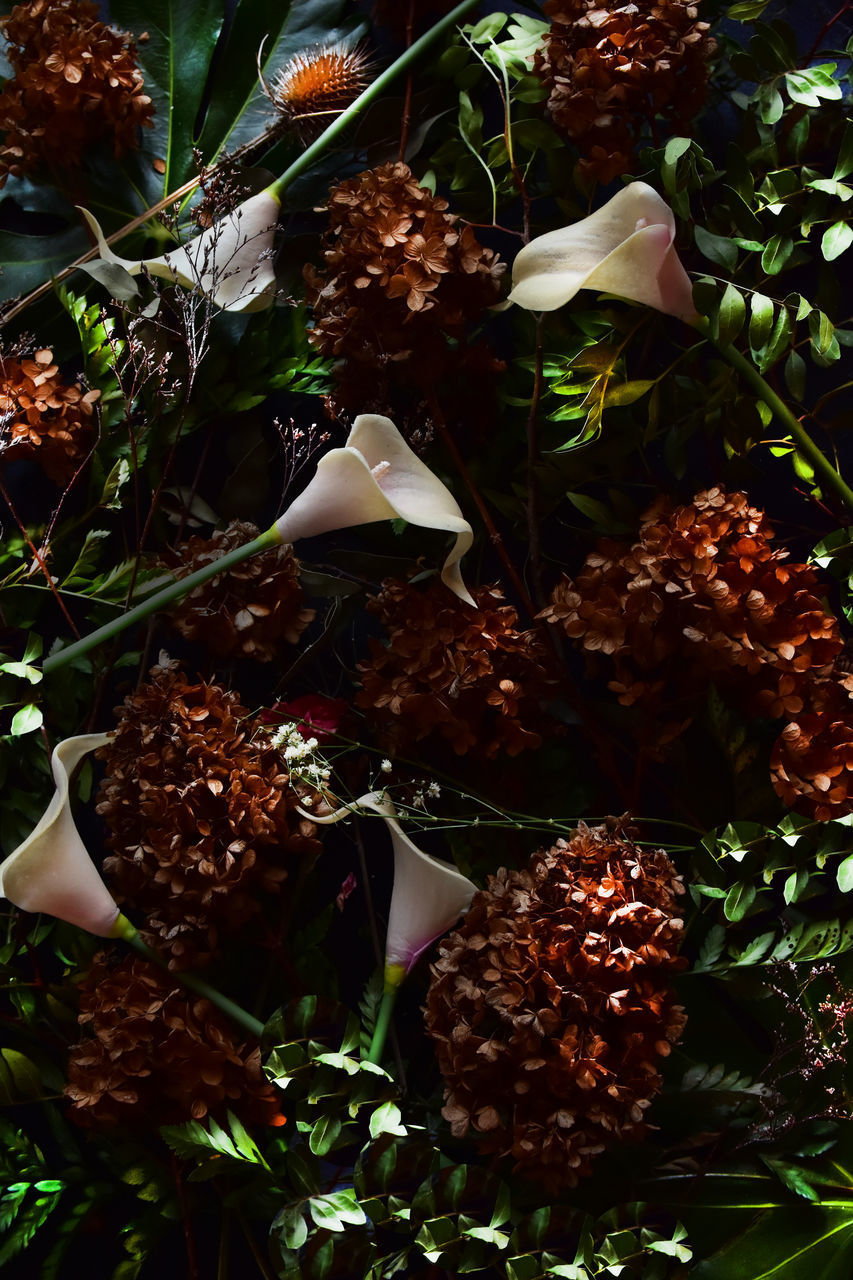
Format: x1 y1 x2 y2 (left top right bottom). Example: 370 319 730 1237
368 984 400 1066
693 316 853 514
122 925 265 1039
42 525 281 677
268 0 480 202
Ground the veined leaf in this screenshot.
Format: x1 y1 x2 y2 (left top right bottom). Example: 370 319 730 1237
112 0 225 199
195 0 350 164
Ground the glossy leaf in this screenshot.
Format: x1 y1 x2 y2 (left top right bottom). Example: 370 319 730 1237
112 0 225 199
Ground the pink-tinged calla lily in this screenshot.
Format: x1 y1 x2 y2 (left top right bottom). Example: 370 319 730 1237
0 734 127 937
78 188 281 313
274 414 475 605
508 181 696 321
311 791 477 985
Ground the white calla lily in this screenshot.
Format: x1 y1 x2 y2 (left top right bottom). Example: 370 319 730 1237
0 734 126 937
274 414 474 604
78 188 281 313
508 181 696 320
311 791 477 981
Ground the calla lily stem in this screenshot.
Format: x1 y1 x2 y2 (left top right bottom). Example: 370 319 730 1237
267 0 480 203
367 981 401 1066
42 525 281 676
693 316 853 515
120 920 265 1039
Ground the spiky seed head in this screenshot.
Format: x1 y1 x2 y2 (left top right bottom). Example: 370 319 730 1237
271 42 372 125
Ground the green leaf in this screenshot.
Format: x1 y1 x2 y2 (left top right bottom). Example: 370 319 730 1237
369 1102 407 1140
0 226 88 304
834 120 853 180
273 1203 309 1251
728 0 771 18
601 379 655 408
837 853 853 892
724 880 756 922
749 292 775 351
309 1114 342 1157
694 226 739 271
784 349 806 399
762 234 795 275
717 283 747 346
111 0 225 198
785 65 842 107
308 1189 366 1232
822 220 853 262
195 0 350 165
0 1050 44 1105
10 705 43 737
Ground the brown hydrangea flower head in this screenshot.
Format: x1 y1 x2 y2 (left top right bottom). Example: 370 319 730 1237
0 0 154 187
424 819 687 1191
160 520 315 662
65 951 282 1128
96 659 321 964
771 712 853 822
534 1 716 184
356 579 550 760
268 41 372 139
0 348 99 483
542 488 843 719
304 162 505 427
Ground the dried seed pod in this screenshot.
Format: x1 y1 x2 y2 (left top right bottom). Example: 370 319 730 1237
267 41 372 137
425 820 687 1191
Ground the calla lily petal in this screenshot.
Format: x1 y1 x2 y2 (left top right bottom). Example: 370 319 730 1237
0 734 123 936
508 181 696 320
311 791 477 975
274 414 474 604
78 188 281 313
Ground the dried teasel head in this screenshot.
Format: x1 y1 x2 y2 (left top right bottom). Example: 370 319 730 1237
261 40 373 137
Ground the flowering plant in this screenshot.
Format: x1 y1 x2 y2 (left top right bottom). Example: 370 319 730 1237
1 1 853 1277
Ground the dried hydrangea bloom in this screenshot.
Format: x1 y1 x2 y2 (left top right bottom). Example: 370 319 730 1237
0 0 153 186
424 820 687 1191
304 161 505 426
534 0 716 184
0 348 99 483
541 488 843 722
96 659 321 965
65 951 282 1128
356 579 551 760
161 520 315 662
771 712 853 822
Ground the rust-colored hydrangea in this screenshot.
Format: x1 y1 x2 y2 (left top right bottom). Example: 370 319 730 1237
0 0 154 187
356 579 550 760
0 348 99 483
304 162 505 430
65 951 282 1128
96 659 321 964
771 712 853 822
424 820 687 1191
542 488 843 717
161 520 315 662
534 0 716 184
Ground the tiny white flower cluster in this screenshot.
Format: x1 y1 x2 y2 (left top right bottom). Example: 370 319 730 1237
412 780 441 809
270 723 332 800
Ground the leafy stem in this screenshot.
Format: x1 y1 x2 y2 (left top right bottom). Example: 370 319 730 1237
692 315 853 515
42 524 282 677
